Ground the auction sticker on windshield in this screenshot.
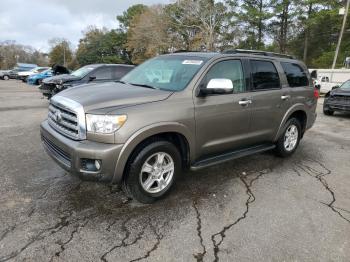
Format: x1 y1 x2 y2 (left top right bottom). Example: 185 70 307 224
182 60 203 65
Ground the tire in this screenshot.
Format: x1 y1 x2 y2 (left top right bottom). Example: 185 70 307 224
323 103 334 116
275 118 301 157
123 140 181 204
3 75 9 80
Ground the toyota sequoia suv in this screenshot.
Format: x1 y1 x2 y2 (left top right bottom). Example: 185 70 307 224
40 50 318 203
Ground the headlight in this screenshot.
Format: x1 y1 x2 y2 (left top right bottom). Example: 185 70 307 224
86 114 127 134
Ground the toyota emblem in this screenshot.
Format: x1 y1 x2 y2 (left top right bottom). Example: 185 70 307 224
54 111 62 123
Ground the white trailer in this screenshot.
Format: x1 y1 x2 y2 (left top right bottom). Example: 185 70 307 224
309 69 350 93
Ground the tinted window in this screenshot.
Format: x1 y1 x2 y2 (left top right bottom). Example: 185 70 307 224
281 62 309 87
113 66 133 80
204 60 245 93
251 60 280 90
91 67 113 80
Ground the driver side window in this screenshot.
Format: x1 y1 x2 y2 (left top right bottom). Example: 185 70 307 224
203 60 245 93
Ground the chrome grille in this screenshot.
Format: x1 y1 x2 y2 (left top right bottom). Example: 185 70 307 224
48 96 86 140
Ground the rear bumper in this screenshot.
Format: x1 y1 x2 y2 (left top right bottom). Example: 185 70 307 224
40 120 124 183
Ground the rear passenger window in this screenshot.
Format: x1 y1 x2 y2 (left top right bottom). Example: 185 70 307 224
113 66 132 80
251 60 280 90
281 62 309 87
204 60 245 93
91 67 113 80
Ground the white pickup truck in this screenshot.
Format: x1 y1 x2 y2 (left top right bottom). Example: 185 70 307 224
313 75 338 94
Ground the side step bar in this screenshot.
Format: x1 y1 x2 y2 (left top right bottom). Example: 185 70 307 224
190 144 276 171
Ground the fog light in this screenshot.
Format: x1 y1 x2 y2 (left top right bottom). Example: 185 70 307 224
95 160 101 170
81 159 101 172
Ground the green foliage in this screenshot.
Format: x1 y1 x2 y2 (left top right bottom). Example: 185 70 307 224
117 4 147 31
76 27 129 66
48 39 73 67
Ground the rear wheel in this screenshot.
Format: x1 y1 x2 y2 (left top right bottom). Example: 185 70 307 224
3 75 9 80
275 118 301 157
123 140 181 204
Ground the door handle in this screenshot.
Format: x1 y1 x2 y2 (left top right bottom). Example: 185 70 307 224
238 99 252 106
281 95 291 100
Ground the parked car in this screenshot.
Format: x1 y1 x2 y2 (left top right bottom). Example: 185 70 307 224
39 64 135 99
323 79 350 115
40 50 318 203
0 70 11 80
18 67 50 82
0 63 38 80
27 69 53 85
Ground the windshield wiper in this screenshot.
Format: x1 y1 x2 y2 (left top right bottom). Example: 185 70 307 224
115 80 126 84
129 83 157 89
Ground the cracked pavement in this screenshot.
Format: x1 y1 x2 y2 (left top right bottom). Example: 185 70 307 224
0 80 349 261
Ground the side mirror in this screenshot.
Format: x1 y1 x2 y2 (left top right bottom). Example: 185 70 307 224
200 78 233 96
332 85 340 90
89 76 96 82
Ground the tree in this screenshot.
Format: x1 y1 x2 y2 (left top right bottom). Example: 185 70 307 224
48 38 73 67
268 0 296 53
126 6 171 64
0 41 48 69
76 27 128 66
236 0 272 49
117 4 147 32
167 0 228 51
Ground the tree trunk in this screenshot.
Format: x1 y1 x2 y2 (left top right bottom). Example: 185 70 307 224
303 3 313 62
257 0 263 49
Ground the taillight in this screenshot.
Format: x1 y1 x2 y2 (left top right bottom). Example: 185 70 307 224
314 88 319 99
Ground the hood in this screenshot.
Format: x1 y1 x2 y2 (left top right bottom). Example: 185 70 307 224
332 87 350 96
56 82 173 113
43 74 80 84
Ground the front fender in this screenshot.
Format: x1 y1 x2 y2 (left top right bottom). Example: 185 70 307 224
112 122 195 184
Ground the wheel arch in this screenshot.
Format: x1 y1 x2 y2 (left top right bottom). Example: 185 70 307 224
274 104 308 142
112 122 194 184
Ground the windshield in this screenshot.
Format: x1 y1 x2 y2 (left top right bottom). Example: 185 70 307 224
121 55 208 91
71 65 96 78
340 80 350 89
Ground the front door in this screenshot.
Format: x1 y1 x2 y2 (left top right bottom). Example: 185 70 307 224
194 59 252 159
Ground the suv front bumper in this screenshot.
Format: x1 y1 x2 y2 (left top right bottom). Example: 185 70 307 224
40 120 123 182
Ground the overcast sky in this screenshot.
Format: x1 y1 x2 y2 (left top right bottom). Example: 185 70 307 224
0 0 170 52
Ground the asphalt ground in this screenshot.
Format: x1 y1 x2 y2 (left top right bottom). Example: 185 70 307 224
0 80 349 262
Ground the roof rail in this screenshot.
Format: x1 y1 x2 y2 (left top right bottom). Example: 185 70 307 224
222 49 294 59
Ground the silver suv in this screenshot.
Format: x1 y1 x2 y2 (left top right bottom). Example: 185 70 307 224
41 50 318 203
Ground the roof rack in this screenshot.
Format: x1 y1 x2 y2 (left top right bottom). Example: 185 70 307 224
222 49 294 59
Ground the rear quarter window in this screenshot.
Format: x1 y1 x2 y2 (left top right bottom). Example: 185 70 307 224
281 62 309 87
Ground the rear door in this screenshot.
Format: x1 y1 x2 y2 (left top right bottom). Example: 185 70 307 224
88 66 114 83
112 66 133 80
248 59 291 143
194 59 252 158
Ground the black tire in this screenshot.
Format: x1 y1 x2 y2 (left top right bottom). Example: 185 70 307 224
323 104 334 115
275 118 301 157
123 140 181 204
3 75 9 80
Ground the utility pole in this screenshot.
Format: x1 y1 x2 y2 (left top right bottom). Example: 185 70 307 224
63 44 66 67
332 0 350 71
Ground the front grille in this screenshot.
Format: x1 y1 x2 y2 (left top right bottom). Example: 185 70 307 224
329 95 350 104
48 95 86 140
42 135 71 168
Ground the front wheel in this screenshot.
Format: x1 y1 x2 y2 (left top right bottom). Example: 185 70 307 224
123 140 181 204
3 75 9 80
275 118 301 157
